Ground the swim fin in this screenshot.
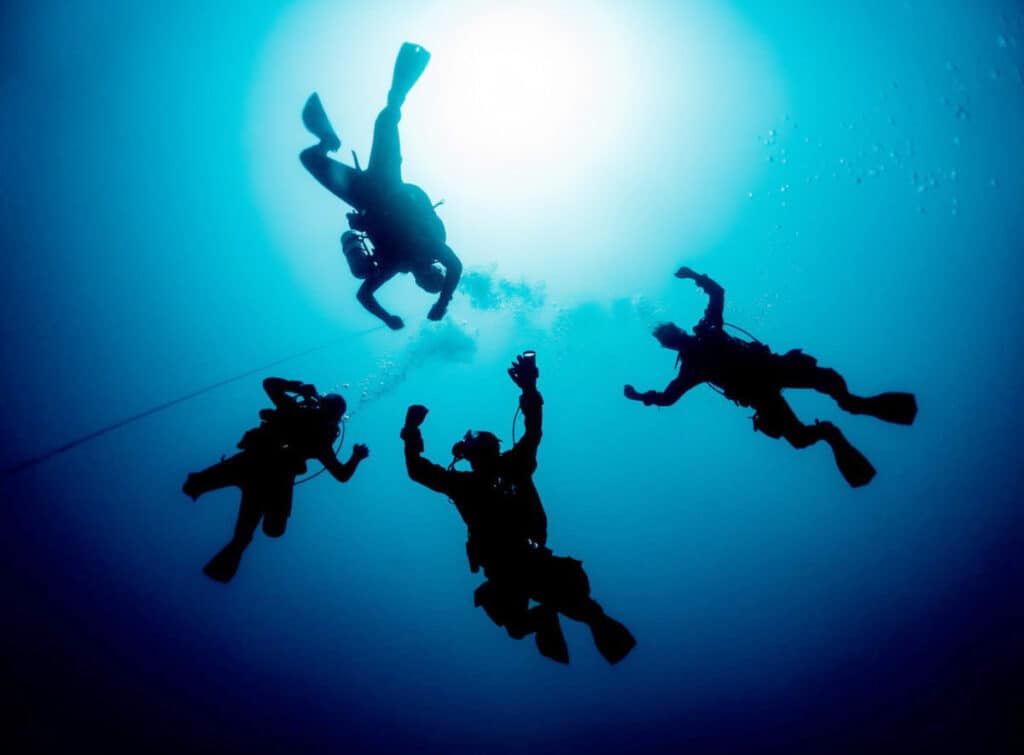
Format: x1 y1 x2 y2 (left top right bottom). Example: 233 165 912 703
302 92 341 152
389 43 431 107
852 392 918 425
589 614 636 664
534 609 569 664
203 542 244 583
827 431 877 487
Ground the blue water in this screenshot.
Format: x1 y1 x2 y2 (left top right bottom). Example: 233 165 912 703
2 1 1022 752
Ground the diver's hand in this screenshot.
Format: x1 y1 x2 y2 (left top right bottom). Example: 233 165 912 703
674 266 698 280
623 385 642 401
508 353 538 390
384 314 405 330
404 404 429 429
351 443 370 461
297 382 318 399
427 300 447 321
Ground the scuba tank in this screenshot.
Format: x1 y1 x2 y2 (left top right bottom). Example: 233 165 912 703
341 230 375 279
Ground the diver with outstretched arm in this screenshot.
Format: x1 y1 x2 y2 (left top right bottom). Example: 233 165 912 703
401 352 635 664
625 267 918 487
182 377 369 582
300 43 462 329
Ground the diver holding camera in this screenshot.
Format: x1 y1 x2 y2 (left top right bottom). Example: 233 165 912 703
401 352 636 664
182 377 369 583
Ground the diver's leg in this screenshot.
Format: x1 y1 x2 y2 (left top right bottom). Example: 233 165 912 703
534 554 635 664
782 359 917 425
366 104 403 187
364 42 430 182
182 453 249 501
365 44 431 184
203 494 262 583
475 568 571 663
300 145 363 206
261 474 295 539
299 95 366 206
755 396 876 487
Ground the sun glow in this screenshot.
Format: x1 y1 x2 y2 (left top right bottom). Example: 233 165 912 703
246 0 783 312
429 6 620 172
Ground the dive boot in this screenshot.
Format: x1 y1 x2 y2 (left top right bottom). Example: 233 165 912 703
534 608 569 664
589 614 636 664
821 423 876 487
203 542 245 583
846 392 918 425
388 42 431 107
302 92 341 152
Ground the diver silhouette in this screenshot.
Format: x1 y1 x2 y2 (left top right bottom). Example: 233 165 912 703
182 378 368 582
300 42 462 330
624 267 918 487
401 352 636 664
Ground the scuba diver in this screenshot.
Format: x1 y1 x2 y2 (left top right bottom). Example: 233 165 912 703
624 267 918 487
300 42 462 330
401 352 636 664
182 377 369 582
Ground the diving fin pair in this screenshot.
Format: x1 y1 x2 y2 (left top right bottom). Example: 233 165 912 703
388 42 431 107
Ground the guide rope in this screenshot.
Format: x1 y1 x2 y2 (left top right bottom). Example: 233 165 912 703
1 327 381 479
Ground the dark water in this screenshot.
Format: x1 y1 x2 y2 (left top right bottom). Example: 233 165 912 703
2 1 1022 752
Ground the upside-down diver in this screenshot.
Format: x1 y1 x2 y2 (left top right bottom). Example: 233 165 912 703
300 42 462 330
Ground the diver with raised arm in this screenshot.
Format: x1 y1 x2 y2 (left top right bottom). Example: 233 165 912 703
182 378 369 582
300 42 462 330
624 267 917 487
401 352 636 664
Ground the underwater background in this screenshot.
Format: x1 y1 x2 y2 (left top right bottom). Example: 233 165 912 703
2 0 1022 752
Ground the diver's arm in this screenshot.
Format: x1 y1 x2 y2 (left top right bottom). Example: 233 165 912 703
676 267 724 331
515 389 543 458
401 405 454 494
318 443 369 483
357 269 403 330
624 371 701 407
508 354 542 458
263 377 315 409
427 244 462 321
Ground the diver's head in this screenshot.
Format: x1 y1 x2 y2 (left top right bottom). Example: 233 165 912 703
318 393 347 423
412 262 445 294
653 322 693 352
452 430 501 471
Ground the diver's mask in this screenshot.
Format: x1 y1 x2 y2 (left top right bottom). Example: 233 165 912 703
451 430 500 464
451 430 474 461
